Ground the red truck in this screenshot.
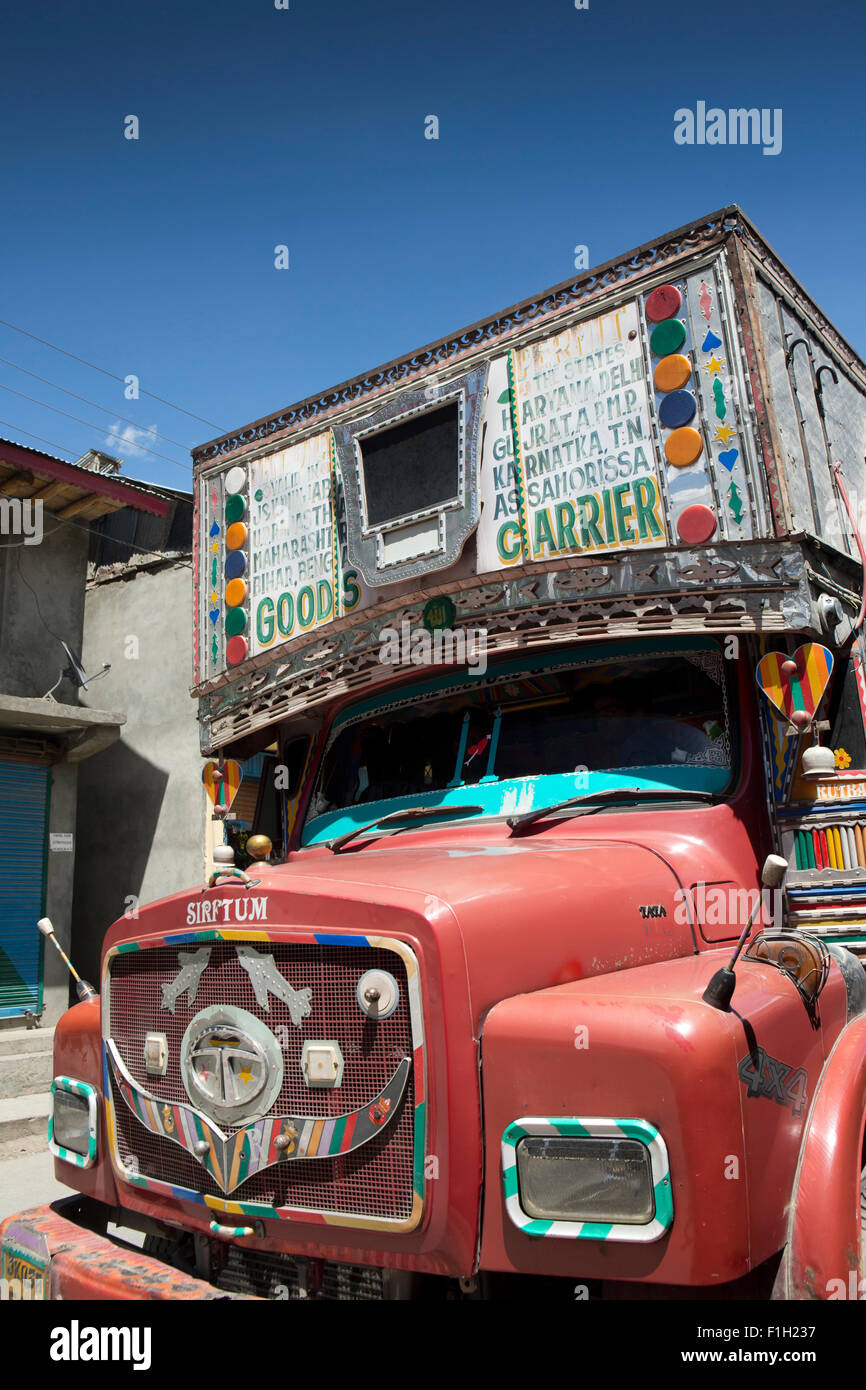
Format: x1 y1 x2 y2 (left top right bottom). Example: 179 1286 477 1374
6 205 866 1301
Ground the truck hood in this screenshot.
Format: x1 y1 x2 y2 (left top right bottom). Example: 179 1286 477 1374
108 825 711 1025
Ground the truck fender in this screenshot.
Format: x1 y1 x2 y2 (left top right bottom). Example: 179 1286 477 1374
779 1014 866 1300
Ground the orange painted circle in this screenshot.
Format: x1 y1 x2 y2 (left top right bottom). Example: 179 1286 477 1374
665 426 704 467
225 522 247 551
225 578 247 607
654 354 691 392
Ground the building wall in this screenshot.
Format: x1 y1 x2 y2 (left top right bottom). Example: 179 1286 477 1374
0 523 91 1024
71 558 206 986
0 522 89 702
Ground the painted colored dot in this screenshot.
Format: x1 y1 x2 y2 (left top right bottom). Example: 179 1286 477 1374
225 578 247 608
225 494 246 524
645 284 683 322
665 427 704 468
225 550 246 580
649 318 686 357
255 489 263 502
225 522 248 551
225 607 247 637
225 466 246 495
654 354 692 393
226 635 248 666
677 505 717 545
658 390 697 429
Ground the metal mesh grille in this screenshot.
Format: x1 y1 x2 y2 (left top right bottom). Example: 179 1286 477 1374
212 1245 385 1300
107 940 415 1220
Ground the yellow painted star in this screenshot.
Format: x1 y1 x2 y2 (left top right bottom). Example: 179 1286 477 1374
703 356 724 375
210 590 219 605
714 425 736 445
238 1067 253 1086
210 541 219 553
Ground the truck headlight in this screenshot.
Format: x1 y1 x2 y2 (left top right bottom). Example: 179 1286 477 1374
49 1078 98 1168
517 1136 654 1223
502 1117 673 1243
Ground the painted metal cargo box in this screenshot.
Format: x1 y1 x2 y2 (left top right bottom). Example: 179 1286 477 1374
191 206 866 753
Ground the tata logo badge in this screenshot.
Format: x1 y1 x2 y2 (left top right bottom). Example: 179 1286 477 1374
180 1005 284 1126
301 1040 344 1089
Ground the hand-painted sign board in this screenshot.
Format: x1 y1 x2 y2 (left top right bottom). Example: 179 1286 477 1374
195 250 768 685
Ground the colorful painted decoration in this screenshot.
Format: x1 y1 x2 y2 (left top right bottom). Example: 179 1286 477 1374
714 424 736 446
728 480 744 522
224 466 246 495
658 390 697 429
654 354 692 392
225 608 247 636
225 522 247 551
225 578 247 608
835 749 852 770
676 504 717 545
108 1045 410 1192
703 355 724 375
699 281 713 322
225 494 246 524
209 521 220 538
649 319 686 356
712 379 726 419
644 284 682 322
701 329 722 352
756 645 834 728
226 635 248 666
664 426 703 467
202 760 243 813
423 595 456 632
718 448 739 473
225 551 246 579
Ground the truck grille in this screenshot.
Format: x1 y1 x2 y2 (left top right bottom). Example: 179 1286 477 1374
212 1245 385 1300
106 939 416 1222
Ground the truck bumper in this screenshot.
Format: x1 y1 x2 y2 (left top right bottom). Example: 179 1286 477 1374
0 1203 256 1300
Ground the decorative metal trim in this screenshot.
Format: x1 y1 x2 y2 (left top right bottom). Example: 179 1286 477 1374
193 540 813 752
332 363 487 587
48 1076 98 1169
102 930 428 1234
501 1116 673 1242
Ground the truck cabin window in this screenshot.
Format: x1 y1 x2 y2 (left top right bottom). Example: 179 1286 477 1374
302 647 733 845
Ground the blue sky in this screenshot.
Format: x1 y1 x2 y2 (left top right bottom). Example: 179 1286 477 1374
1 0 863 491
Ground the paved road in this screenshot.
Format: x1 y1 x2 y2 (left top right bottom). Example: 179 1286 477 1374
0 1138 70 1221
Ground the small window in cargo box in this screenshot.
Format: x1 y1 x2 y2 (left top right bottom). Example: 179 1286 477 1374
359 401 460 528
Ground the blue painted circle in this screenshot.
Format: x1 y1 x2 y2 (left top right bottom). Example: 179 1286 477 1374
658 390 697 429
225 551 247 580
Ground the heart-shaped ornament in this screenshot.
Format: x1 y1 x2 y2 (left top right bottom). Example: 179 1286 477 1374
718 448 739 472
202 760 243 811
702 329 722 352
756 645 834 727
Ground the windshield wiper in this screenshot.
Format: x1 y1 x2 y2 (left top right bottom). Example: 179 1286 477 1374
330 804 483 854
508 787 717 835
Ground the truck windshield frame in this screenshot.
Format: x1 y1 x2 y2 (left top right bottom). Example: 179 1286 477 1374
299 637 736 848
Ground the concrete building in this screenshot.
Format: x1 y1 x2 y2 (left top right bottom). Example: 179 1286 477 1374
0 438 170 1029
70 487 207 990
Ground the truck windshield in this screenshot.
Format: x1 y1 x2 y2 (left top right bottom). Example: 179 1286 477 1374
301 644 735 846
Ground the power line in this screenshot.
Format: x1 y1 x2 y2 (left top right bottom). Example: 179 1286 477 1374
0 381 193 473
0 354 194 453
0 315 224 431
0 417 77 461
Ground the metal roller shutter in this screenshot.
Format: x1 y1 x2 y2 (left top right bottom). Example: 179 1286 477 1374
0 761 49 1017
